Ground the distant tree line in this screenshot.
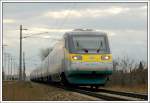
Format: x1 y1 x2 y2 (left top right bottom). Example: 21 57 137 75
108 57 148 86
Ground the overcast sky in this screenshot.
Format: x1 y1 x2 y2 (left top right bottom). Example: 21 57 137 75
2 2 148 75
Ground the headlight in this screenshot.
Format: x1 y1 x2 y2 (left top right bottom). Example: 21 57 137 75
72 55 82 60
101 55 110 60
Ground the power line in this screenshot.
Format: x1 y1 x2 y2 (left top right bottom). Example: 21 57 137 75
23 32 49 39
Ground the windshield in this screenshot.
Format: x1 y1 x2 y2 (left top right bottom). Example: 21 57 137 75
68 35 109 53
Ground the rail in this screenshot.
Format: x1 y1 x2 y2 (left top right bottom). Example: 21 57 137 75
33 82 148 101
70 87 148 101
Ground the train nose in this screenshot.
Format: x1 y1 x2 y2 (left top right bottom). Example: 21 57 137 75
69 62 113 71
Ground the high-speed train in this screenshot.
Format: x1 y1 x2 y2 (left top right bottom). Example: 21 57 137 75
30 29 113 87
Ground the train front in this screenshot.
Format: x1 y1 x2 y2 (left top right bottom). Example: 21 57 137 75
65 31 113 86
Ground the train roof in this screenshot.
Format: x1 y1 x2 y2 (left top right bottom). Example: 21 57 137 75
63 29 107 37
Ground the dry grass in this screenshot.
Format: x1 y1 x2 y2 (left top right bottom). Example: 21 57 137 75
2 81 148 101
105 84 148 94
2 81 97 101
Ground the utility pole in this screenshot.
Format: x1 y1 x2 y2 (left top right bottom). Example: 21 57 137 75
19 25 22 80
3 54 6 81
19 25 27 81
23 52 26 81
10 57 13 80
13 60 16 80
2 65 5 81
7 55 10 80
18 26 47 81
2 44 8 80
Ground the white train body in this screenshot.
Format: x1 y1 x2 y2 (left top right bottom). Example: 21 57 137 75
30 29 113 86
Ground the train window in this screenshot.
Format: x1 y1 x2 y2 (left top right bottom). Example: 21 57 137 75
65 37 69 49
72 36 107 52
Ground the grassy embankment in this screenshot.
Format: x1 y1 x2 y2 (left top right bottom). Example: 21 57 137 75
105 84 148 94
2 81 98 101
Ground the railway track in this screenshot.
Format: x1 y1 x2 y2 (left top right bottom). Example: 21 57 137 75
68 87 148 101
44 83 148 101
97 88 147 100
33 82 148 101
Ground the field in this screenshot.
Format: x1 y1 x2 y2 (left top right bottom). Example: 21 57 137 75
2 81 100 101
105 85 148 94
2 81 148 101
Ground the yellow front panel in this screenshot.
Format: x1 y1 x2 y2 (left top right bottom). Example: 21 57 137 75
69 54 112 62
83 55 100 62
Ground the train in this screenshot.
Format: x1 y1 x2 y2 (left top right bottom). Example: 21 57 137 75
30 29 113 88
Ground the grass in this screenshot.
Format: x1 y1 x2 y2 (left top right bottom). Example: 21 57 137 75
2 81 97 101
2 81 45 101
105 84 148 94
2 81 148 101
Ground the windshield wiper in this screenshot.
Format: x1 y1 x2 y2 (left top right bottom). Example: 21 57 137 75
76 41 79 47
97 41 103 53
82 48 88 53
97 49 100 53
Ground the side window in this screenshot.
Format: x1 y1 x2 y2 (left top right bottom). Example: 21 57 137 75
106 36 110 52
65 37 68 49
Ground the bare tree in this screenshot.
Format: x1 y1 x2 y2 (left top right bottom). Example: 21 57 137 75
113 60 119 71
138 61 144 70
